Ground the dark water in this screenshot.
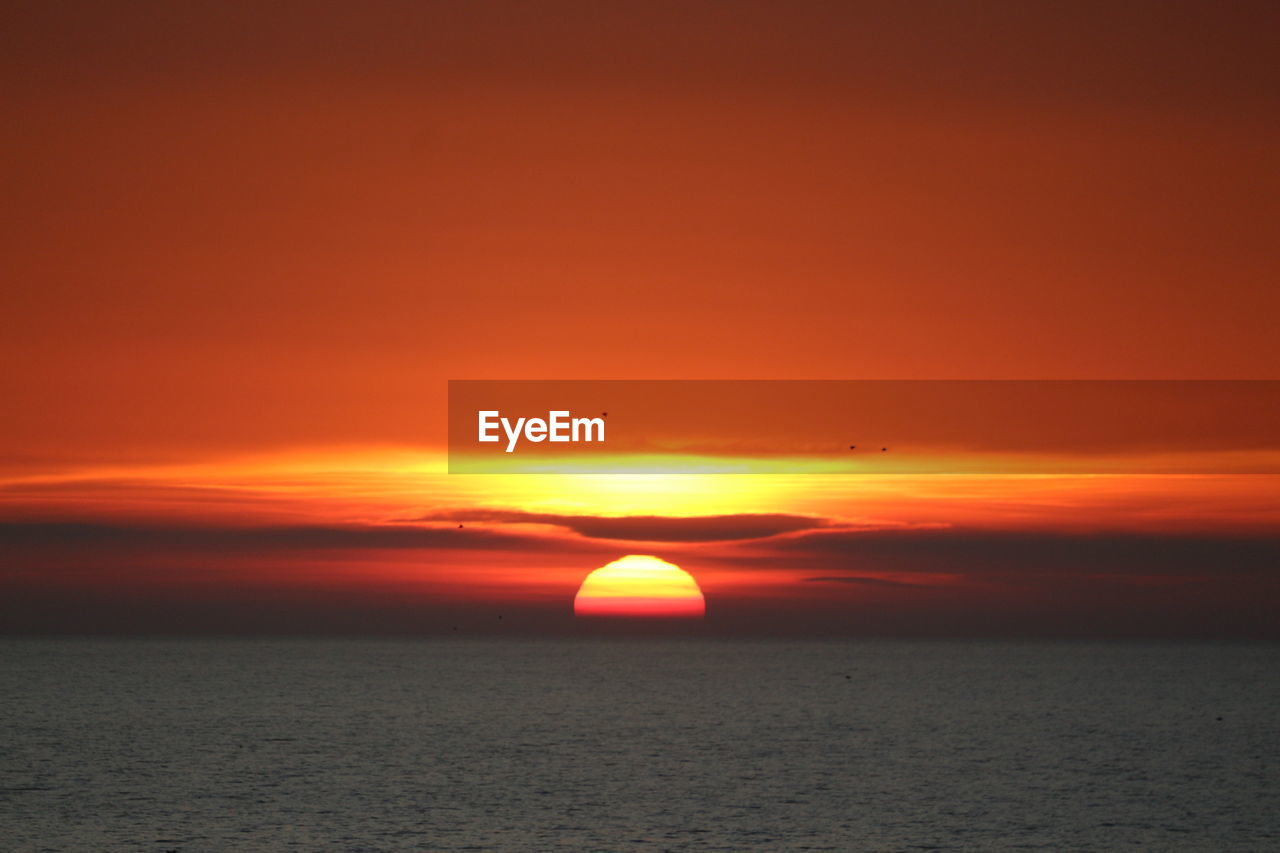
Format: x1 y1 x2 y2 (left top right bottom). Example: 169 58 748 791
2 639 1277 851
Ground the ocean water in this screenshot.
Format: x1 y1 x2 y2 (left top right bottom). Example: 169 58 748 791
2 639 1277 851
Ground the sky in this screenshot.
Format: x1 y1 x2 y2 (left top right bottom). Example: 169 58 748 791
2 1 1278 636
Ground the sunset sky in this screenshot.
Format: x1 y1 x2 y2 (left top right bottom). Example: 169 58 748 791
2 1 1278 636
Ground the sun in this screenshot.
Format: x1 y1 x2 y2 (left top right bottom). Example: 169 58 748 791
573 555 706 619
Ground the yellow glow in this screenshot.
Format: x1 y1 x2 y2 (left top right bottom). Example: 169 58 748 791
6 447 1277 539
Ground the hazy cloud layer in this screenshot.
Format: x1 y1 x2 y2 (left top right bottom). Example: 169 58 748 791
752 527 1280 579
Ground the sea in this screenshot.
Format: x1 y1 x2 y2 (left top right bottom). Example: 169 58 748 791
2 639 1277 851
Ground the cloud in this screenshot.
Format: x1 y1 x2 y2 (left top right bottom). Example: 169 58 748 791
0 511 833 561
404 510 831 542
0 521 597 553
753 527 1280 579
802 575 919 588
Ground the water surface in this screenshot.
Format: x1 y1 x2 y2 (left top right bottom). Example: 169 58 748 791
3 639 1277 851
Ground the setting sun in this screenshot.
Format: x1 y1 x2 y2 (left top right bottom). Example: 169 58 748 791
573 555 707 619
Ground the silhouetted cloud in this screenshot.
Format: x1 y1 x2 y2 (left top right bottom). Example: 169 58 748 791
405 510 831 542
803 575 918 587
0 521 598 553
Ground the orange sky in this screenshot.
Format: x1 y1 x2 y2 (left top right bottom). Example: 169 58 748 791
2 2 1278 635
